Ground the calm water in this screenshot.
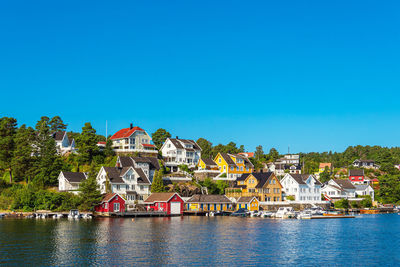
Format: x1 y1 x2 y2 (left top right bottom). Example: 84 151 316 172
0 214 399 266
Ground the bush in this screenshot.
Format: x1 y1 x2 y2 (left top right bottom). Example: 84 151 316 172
334 199 349 209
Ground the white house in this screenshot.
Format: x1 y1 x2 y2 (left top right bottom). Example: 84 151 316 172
353 159 379 169
354 184 375 201
58 171 87 194
280 174 322 203
52 131 76 155
161 138 202 172
321 179 356 200
116 156 160 183
96 166 151 203
109 123 157 154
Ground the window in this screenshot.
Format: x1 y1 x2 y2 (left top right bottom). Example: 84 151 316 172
116 196 118 200
114 203 120 212
219 158 221 163
231 166 234 171
105 203 108 209
140 185 144 190
116 185 120 190
236 167 239 171
240 167 243 171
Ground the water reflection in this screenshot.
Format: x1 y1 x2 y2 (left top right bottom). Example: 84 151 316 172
2 215 400 265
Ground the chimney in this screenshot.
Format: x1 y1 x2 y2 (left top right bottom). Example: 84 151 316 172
176 136 179 139
130 123 133 129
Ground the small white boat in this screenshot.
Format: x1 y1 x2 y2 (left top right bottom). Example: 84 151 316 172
249 211 260 217
82 214 92 219
297 210 312 219
68 209 80 219
53 214 63 219
260 211 273 218
274 207 296 219
40 214 48 219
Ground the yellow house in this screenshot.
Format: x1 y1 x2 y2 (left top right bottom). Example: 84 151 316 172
214 153 254 180
186 194 233 212
226 172 283 202
318 163 332 174
197 158 219 170
237 196 259 211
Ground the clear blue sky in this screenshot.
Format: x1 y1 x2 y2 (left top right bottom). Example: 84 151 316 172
1 1 400 153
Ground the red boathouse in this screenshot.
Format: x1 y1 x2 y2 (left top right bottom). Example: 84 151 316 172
95 193 126 213
144 192 184 215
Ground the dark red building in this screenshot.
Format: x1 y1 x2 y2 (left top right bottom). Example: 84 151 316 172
349 169 364 183
95 193 126 213
144 192 184 215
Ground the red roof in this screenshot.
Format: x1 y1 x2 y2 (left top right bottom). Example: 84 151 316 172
97 141 106 145
110 127 145 140
142 144 156 147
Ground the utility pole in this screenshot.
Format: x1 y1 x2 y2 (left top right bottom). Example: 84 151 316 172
106 120 108 139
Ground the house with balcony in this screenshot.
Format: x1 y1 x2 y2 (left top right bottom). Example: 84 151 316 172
280 174 322 203
96 166 151 206
225 171 283 202
116 156 160 183
321 179 356 200
213 153 254 181
110 123 157 155
160 137 202 172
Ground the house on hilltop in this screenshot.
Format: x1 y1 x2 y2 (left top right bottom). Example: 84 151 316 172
109 123 157 155
213 153 254 181
52 131 76 155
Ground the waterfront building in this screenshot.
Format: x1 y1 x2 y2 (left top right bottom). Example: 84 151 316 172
213 153 254 181
95 193 126 213
160 137 202 172
186 194 233 212
225 172 283 202
281 174 322 203
96 166 151 204
236 196 259 211
109 123 157 155
58 171 87 194
354 184 375 201
116 156 160 183
144 192 184 215
321 179 356 200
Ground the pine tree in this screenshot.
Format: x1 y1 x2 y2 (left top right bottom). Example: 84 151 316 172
78 164 102 211
104 138 115 157
76 122 99 165
33 116 67 186
12 125 36 182
49 116 67 132
0 117 18 183
151 170 165 193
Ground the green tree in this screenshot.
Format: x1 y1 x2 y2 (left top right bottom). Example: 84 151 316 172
76 122 99 165
33 116 66 186
78 165 102 211
255 145 264 161
151 128 171 148
12 125 36 182
268 148 280 162
197 138 213 159
0 117 17 183
49 116 67 132
151 170 165 193
104 138 115 157
319 167 331 184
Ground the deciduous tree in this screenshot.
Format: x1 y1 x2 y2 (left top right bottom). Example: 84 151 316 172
151 128 171 148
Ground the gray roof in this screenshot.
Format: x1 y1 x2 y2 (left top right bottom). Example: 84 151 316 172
103 166 150 185
333 179 356 190
169 138 201 151
53 131 65 141
118 156 160 170
201 158 218 167
62 171 86 183
290 174 322 185
349 169 364 176
186 194 232 203
237 172 275 188
237 196 258 203
354 184 370 191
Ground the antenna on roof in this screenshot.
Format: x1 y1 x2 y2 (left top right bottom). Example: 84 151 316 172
106 120 108 139
288 146 290 155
